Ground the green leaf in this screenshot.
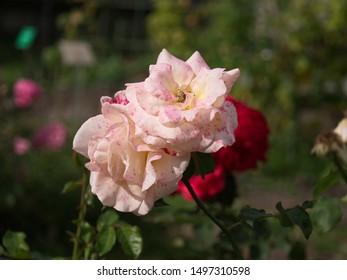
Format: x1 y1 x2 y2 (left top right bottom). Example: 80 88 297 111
80 222 95 243
253 219 271 239
62 181 81 194
95 227 116 257
228 221 253 243
311 198 342 234
276 202 312 239
96 210 119 232
2 230 30 259
191 152 215 179
313 167 340 198
301 200 314 209
240 206 272 220
117 224 142 259
275 202 292 227
286 207 312 239
182 157 196 181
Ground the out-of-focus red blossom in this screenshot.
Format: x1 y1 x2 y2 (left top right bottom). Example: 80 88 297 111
13 78 42 108
13 136 31 155
213 97 270 172
177 165 225 201
32 123 67 150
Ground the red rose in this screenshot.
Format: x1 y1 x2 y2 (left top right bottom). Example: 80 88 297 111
213 97 270 172
177 165 225 201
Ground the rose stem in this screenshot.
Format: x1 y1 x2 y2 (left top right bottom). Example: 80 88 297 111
182 177 244 259
333 153 347 184
72 172 89 260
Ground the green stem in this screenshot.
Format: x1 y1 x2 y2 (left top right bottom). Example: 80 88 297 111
182 177 243 259
72 173 88 260
333 153 347 184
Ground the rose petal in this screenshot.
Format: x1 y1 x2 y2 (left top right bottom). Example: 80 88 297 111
198 101 237 153
152 152 190 184
73 115 110 158
223 68 240 94
157 49 194 88
158 105 182 125
142 153 161 191
145 64 177 101
190 68 226 107
90 171 143 213
186 51 210 74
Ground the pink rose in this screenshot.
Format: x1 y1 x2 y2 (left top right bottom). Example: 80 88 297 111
73 96 190 215
13 78 42 108
32 123 67 150
13 136 31 155
177 165 225 201
125 49 239 153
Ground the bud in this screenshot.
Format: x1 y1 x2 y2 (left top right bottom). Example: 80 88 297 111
311 131 347 163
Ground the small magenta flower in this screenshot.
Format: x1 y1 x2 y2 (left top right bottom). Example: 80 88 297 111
32 123 67 150
13 136 31 155
13 78 42 108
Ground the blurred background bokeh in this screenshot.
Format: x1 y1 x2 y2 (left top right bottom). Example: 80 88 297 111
1 0 347 259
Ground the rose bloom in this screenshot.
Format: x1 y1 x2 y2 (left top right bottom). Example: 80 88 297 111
13 78 42 108
32 123 67 150
73 94 190 215
177 165 225 201
13 136 31 155
213 97 270 172
125 49 239 153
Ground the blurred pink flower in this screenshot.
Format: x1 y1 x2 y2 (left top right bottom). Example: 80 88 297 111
13 78 42 108
32 123 67 150
13 136 31 155
177 165 225 201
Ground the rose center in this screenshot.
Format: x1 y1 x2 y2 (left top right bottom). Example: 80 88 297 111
176 87 193 103
176 89 186 103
